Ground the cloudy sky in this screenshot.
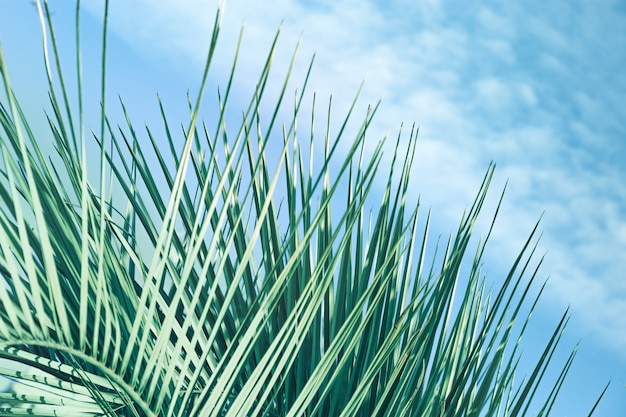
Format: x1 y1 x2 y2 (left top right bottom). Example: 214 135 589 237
1 0 625 414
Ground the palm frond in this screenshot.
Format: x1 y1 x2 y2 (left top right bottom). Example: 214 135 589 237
0 1 605 416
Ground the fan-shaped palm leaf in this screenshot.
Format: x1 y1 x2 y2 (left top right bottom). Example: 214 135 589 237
0 1 607 416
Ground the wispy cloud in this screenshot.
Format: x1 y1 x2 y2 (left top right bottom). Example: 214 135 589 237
84 0 626 359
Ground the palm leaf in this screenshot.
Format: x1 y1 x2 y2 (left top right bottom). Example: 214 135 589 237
0 1 606 416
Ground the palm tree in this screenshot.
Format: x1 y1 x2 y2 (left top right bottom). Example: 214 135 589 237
0 1 607 416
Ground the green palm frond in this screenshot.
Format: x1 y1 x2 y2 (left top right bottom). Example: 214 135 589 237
0 1 606 416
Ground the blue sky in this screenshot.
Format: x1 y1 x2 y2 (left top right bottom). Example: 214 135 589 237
1 0 625 414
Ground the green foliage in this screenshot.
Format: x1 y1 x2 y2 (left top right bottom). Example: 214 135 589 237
0 1 606 416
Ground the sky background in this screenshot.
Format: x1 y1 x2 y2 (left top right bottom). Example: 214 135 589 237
1 0 625 415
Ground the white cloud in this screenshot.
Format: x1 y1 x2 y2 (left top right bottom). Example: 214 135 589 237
477 6 516 37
